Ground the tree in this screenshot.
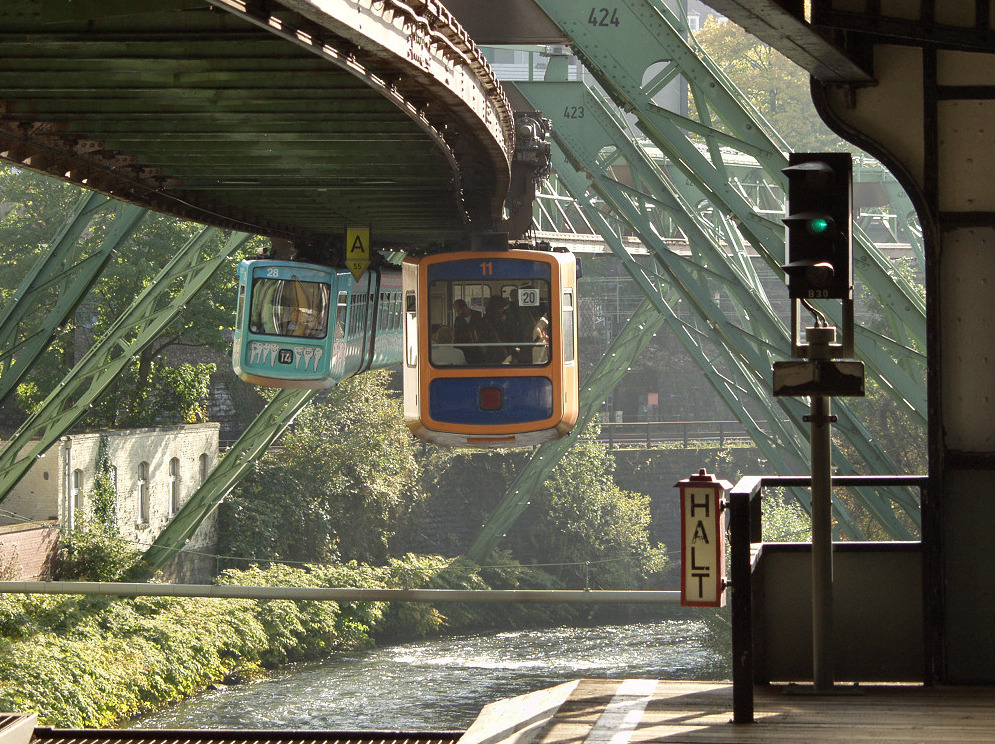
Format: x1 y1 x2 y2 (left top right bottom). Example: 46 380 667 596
0 164 260 428
694 17 847 153
218 370 421 565
509 430 667 590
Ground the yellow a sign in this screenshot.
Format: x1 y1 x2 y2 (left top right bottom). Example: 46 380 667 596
346 226 370 281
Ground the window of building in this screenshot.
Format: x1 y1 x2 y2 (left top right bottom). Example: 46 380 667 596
72 469 84 512
199 453 209 483
168 457 180 516
138 461 150 525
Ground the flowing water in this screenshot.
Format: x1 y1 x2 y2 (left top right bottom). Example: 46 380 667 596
130 611 729 731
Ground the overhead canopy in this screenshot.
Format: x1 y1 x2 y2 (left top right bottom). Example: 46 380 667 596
0 0 515 253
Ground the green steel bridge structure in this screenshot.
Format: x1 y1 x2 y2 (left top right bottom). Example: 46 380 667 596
0 0 925 578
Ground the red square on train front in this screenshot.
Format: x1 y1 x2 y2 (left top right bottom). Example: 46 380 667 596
479 387 503 410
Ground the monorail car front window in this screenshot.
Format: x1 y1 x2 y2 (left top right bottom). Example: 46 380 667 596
429 277 552 367
249 278 330 339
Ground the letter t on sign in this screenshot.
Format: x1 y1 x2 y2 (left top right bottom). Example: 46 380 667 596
677 469 731 607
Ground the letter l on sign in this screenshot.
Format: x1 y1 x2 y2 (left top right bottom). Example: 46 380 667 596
677 469 731 607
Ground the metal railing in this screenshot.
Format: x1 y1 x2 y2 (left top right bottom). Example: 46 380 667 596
728 474 930 724
597 420 768 448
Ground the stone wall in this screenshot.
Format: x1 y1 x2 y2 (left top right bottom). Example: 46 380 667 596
0 521 59 579
1 424 221 583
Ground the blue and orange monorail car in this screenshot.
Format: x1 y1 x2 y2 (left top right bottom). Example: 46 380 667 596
402 248 579 448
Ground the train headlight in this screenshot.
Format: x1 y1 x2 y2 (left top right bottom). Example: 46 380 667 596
479 387 503 411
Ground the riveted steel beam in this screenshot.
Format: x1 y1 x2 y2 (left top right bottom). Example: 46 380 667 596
0 228 253 502
517 80 917 536
125 387 316 582
0 193 147 405
535 0 925 350
0 0 514 246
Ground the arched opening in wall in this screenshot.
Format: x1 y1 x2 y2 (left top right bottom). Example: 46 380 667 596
138 461 149 525
199 453 209 484
169 457 180 516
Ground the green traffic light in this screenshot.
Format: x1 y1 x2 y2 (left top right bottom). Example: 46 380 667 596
807 217 831 235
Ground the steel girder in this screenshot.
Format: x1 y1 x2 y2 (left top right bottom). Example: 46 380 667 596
533 0 927 400
521 80 919 533
0 193 147 405
0 227 253 502
125 388 316 582
464 298 668 564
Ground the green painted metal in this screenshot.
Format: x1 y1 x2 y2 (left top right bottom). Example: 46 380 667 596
464 298 667 564
125 388 316 582
544 143 805 466
0 227 253 502
518 80 917 536
534 0 926 366
0 194 146 405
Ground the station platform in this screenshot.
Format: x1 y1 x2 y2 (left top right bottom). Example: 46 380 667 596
458 679 995 744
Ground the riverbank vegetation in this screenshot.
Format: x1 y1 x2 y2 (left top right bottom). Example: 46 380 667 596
219 371 669 592
0 557 575 728
1 371 675 728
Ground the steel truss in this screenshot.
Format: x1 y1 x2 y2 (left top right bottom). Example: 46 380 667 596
0 193 146 405
470 0 927 554
0 227 253 501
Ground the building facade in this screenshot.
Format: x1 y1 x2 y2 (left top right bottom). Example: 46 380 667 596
0 423 220 581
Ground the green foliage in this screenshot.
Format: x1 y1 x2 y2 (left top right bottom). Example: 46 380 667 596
219 370 421 565
379 552 575 635
762 493 811 542
694 17 847 152
90 434 117 525
0 165 260 427
0 558 577 727
510 431 668 591
55 520 141 582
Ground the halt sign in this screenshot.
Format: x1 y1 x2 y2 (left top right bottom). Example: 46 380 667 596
677 469 730 607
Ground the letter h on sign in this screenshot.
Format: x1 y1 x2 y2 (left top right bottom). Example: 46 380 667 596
677 469 731 607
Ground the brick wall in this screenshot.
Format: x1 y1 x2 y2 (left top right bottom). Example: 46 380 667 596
0 521 59 579
1 424 221 583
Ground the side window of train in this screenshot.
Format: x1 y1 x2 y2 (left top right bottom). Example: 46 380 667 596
235 282 246 331
349 290 365 338
335 291 348 340
563 289 575 363
405 291 417 367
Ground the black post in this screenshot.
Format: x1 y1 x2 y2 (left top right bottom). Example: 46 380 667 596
729 480 755 723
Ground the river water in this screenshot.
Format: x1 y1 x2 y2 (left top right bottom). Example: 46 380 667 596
130 610 729 731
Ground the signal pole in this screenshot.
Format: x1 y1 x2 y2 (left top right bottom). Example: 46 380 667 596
773 152 864 692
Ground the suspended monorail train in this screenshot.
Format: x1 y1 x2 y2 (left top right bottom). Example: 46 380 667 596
233 246 579 449
232 259 403 388
402 247 579 448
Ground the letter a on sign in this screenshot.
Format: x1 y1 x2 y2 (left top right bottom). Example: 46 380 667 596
346 226 370 281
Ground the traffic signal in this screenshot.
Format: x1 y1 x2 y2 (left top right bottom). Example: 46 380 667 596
782 152 852 300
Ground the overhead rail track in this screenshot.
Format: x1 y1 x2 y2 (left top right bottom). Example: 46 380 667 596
0 0 514 252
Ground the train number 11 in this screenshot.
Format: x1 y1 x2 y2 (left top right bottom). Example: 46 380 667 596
479 261 493 276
